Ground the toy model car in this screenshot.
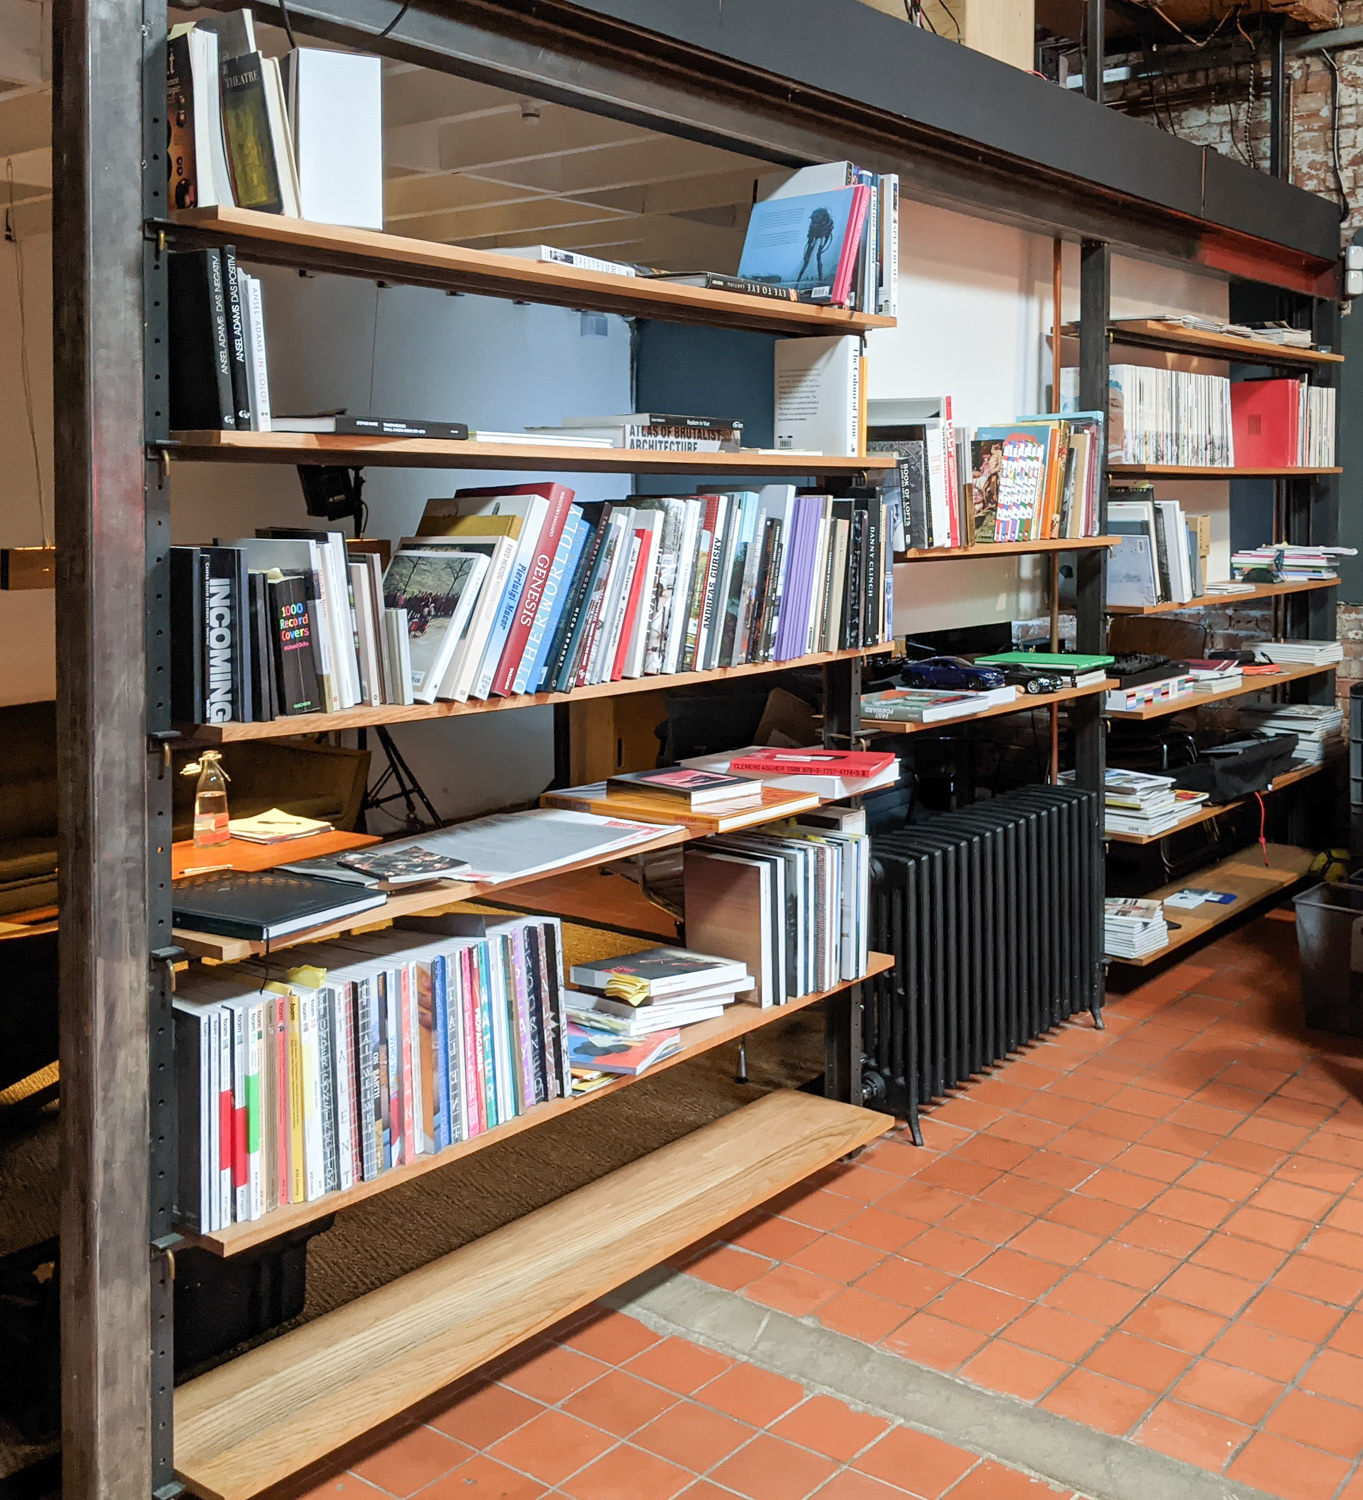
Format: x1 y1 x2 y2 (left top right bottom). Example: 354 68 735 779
1004 665 1068 695
900 655 1006 692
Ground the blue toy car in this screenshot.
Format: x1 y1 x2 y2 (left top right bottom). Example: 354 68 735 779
900 655 1007 692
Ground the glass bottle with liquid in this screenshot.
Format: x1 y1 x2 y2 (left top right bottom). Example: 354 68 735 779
185 751 231 848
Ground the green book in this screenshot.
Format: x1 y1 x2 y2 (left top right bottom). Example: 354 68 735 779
976 651 1115 669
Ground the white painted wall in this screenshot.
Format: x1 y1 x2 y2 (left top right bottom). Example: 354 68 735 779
871 201 1232 633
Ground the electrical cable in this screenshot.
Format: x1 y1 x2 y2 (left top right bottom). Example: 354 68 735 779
1324 51 1352 221
5 158 49 549
376 0 412 37
1236 12 1258 172
274 0 299 50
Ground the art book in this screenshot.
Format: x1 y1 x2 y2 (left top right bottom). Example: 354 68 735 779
605 767 763 809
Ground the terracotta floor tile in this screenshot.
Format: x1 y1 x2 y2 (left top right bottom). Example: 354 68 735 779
969 1249 1066 1300
927 1281 1027 1336
1226 1433 1352 1500
677 1484 744 1500
1272 1254 1363 1308
1045 1128 1126 1166
1039 1368 1153 1436
687 1245 773 1292
1248 1180 1340 1223
770 1395 890 1462
854 1258 955 1310
486 1410 617 1487
1008 1221 1102 1267
1049 1072 1123 1106
1176 1161 1263 1202
1110 1144 1191 1185
778 1188 867 1234
953 1134 1034 1172
1136 1399 1250 1473
942 1460 1074 1498
1140 1122 1220 1159
1107 1085 1176 1119
625 1338 735 1397
818 1288 913 1345
1172 1359 1284 1424
960 1340 1068 1401
1245 1288 1344 1343
941 1200 1033 1246
419 1455 553 1500
823 1163 901 1205
1234 1115 1314 1151
810 1472 919 1500
1205 1137 1287 1176
632 1402 755 1474
1082 1331 1193 1393
1080 1242 1177 1292
352 1426 471 1498
979 1176 1068 1217
1146 1187 1234 1230
498 1345 610 1405
430 1385 543 1449
877 1182 970 1224
839 1208 927 1254
1004 1306 1107 1362
698 1367 806 1428
1207 1321 1314 1383
1158 1263 1257 1317
986 1114 1070 1149
559 1442 693 1500
1187 1233 1286 1284
1115 1212 1209 1259
563 1371 679 1439
1074 1168 1163 1211
1220 1206 1315 1252
1043 1194 1134 1238
1330 1311 1363 1359
1303 1227 1363 1274
302 1477 385 1500
564 1312 664 1366
1265 1390 1363 1459
884 1313 989 1372
707 1433 839 1500
1299 1349 1363 1405
1042 1271 1144 1323
853 1426 977 1497
744 1263 848 1317
1276 1157 1360 1197
1120 1297 1229 1355
915 1158 1005 1197
1081 1107 1155 1143
1168 1101 1243 1137
730 1216 824 1262
902 1229 993 1276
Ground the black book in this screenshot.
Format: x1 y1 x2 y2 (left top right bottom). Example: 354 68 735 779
550 505 612 693
221 248 253 430
168 249 236 431
171 870 387 941
758 523 786 662
268 572 321 715
846 508 865 649
864 499 883 646
247 570 277 721
200 546 245 725
272 415 470 440
899 442 929 550
651 272 799 302
169 546 204 723
744 518 778 663
830 500 854 650
540 516 599 694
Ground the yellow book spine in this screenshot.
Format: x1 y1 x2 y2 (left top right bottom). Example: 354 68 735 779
287 991 305 1205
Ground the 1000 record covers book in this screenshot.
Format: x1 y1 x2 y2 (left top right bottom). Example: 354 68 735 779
171 869 388 940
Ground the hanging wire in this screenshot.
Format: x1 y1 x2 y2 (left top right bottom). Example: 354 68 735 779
6 158 49 549
1324 51 1352 221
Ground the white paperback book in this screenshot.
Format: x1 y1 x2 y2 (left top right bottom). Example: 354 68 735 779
774 334 860 456
283 48 383 230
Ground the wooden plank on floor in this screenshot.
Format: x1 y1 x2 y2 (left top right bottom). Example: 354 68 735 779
174 1089 889 1500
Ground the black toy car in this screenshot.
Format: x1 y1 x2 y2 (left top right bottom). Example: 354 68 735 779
1003 665 1068 695
900 655 1006 692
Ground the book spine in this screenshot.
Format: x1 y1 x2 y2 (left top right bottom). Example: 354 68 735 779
401 963 420 1158
300 990 327 1201
287 992 306 1205
460 948 484 1136
544 520 604 693
445 954 466 1142
513 513 576 696
524 926 551 1104
477 945 498 1127
432 954 450 1152
492 485 574 696
333 984 357 1193
354 977 378 1181
245 1002 264 1220
382 971 401 1166
221 247 253 429
510 930 538 1112
204 245 237 429
245 273 272 430
316 989 339 1195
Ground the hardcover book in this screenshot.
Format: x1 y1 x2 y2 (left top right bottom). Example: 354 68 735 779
726 748 896 780
171 870 387 941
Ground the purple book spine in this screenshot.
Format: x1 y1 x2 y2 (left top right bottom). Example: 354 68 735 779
776 496 820 661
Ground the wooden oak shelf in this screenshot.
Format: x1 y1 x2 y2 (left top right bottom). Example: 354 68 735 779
1109 843 1314 967
1109 464 1341 478
866 679 1116 736
898 536 1118 561
167 430 896 475
162 207 896 337
174 1088 889 1500
1058 319 1343 369
1104 662 1333 720
177 645 894 745
1107 577 1339 615
176 952 894 1258
1104 761 1325 846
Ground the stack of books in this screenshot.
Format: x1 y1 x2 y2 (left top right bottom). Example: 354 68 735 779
680 747 900 800
1232 544 1347 582
168 10 382 228
1238 703 1345 765
1099 769 1183 838
1251 640 1344 668
1185 659 1243 692
1106 486 1207 607
861 686 1016 724
1104 897 1169 960
682 807 871 1007
523 413 743 453
1085 365 1233 467
867 400 1104 552
172 914 571 1234
541 767 820 834
171 484 894 724
1105 675 1196 713
1231 378 1336 468
567 946 754 1042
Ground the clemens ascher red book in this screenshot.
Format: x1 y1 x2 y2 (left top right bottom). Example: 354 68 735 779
1230 378 1300 469
727 748 896 779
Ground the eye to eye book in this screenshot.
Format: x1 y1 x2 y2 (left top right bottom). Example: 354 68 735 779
604 767 765 809
173 915 571 1232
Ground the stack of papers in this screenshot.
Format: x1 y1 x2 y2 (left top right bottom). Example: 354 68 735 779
1238 704 1344 765
861 686 1017 724
1186 659 1243 691
681 745 900 799
567 946 754 1039
1251 640 1344 668
1070 768 1194 838
1232 544 1352 582
226 808 333 843
1105 897 1169 959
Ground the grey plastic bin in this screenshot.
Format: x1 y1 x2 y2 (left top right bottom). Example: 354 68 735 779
1294 881 1363 1036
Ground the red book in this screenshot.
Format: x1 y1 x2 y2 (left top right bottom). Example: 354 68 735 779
831 184 870 307
1230 379 1301 468
611 526 652 681
455 482 577 697
727 747 897 780
459 948 483 1137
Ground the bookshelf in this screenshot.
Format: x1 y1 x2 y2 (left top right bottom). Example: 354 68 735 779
1103 761 1325 846
181 949 895 1258
1104 663 1333 720
161 205 896 337
169 430 896 476
1108 464 1342 479
900 537 1118 561
1107 577 1338 616
1057 319 1343 370
866 679 1116 736
179 644 894 745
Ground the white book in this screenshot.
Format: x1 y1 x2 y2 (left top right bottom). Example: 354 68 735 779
805 505 832 657
663 500 703 676
349 561 383 708
174 25 234 208
585 510 633 684
321 531 362 707
598 531 642 684
243 273 272 431
411 533 516 702
624 511 662 679
383 548 488 705
879 173 899 319
774 334 860 456
498 245 637 277
756 161 857 200
283 48 383 230
691 495 729 672
245 998 265 1220
171 998 214 1233
329 985 357 1193
386 608 414 705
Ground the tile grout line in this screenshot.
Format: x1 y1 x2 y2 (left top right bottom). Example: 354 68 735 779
603 1267 1288 1500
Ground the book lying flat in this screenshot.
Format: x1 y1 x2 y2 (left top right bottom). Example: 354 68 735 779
335 845 470 886
225 807 333 843
565 1023 681 1075
171 869 387 940
567 1002 728 1036
271 414 469 440
605 766 764 809
569 945 750 998
540 782 819 833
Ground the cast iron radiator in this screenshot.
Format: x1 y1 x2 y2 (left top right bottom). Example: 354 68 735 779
865 784 1104 1143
